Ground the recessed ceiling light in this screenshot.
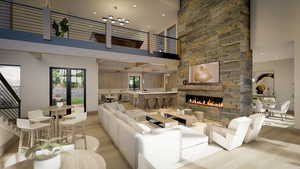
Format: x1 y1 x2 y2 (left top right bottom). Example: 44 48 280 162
133 4 137 8
93 11 97 15
162 13 166 17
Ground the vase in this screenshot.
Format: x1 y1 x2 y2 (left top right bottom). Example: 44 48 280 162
33 154 61 169
56 102 63 107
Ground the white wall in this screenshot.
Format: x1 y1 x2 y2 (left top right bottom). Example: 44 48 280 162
291 0 300 129
253 59 294 110
0 128 14 156
0 50 98 117
252 0 300 129
98 71 164 90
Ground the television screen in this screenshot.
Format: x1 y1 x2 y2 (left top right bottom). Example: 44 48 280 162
189 62 219 83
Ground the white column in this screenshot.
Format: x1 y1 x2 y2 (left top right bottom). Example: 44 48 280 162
293 0 300 129
105 22 112 48
295 41 300 129
42 8 51 40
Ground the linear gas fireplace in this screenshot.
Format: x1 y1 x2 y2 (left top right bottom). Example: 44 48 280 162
186 95 223 108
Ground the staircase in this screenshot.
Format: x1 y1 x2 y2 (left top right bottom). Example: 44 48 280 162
0 73 20 136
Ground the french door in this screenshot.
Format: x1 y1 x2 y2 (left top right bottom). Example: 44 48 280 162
50 67 86 112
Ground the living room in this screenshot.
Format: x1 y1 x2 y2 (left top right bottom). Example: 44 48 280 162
0 0 300 169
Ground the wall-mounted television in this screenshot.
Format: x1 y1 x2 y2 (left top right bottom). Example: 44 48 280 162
189 62 220 83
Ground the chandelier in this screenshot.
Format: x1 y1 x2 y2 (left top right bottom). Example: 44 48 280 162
102 16 130 26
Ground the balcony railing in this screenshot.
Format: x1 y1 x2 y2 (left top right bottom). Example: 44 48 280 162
0 0 180 58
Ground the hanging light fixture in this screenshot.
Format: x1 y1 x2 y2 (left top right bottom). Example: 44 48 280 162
102 15 130 26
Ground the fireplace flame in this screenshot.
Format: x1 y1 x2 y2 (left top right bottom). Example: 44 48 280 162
188 98 223 108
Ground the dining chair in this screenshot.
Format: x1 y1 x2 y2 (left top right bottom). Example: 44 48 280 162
254 99 266 114
27 109 53 123
60 112 88 149
17 119 50 152
268 100 290 121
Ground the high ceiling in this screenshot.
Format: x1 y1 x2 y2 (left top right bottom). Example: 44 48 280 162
16 0 179 33
251 0 296 63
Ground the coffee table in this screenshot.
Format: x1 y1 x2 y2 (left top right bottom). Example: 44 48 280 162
164 112 197 126
146 114 178 128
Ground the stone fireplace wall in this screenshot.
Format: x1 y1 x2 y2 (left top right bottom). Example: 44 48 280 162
177 0 252 120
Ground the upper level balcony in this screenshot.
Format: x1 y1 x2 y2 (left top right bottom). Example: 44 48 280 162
0 0 180 60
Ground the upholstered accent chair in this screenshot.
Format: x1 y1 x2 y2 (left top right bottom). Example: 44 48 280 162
244 113 266 143
211 117 252 151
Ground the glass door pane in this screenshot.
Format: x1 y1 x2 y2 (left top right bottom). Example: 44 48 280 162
71 69 85 112
50 68 67 106
134 76 140 90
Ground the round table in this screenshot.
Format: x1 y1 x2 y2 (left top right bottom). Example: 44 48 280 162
7 150 106 169
43 105 72 137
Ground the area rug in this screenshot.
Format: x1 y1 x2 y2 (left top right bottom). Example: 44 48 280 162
264 114 294 128
174 144 223 168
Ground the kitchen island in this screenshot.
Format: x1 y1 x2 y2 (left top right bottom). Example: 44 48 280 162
128 91 177 109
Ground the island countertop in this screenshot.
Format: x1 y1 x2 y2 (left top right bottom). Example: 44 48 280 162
127 91 177 95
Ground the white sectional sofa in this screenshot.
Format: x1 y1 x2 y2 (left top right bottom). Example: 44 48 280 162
98 102 208 169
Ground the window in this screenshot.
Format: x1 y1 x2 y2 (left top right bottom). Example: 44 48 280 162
50 67 86 112
0 65 21 97
167 25 177 54
128 76 140 91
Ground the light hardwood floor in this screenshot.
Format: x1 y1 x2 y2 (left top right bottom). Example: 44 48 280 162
1 112 300 169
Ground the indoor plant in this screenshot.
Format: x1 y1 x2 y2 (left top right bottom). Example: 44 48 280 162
25 139 64 169
52 18 69 38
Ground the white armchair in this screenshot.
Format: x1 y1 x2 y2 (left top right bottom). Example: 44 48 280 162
244 113 266 143
211 117 251 151
269 100 290 121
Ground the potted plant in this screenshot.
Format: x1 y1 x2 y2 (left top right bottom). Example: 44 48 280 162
52 18 69 38
25 139 64 169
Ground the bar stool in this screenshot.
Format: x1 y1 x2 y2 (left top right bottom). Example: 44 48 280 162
157 97 163 109
148 98 156 109
60 112 87 149
17 119 50 152
167 96 174 107
144 98 151 110
153 97 160 109
162 97 168 108
133 94 139 107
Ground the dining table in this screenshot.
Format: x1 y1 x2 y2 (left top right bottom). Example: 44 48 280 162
43 105 72 137
262 101 277 117
6 150 107 169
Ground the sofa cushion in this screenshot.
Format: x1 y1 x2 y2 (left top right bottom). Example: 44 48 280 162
177 125 208 149
117 104 127 113
103 102 119 111
126 109 146 121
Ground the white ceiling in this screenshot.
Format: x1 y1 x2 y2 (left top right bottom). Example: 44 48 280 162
16 0 179 33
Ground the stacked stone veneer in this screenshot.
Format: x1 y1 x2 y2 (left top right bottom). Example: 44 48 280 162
177 0 252 120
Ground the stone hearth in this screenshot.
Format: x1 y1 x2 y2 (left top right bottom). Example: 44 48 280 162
176 0 252 120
